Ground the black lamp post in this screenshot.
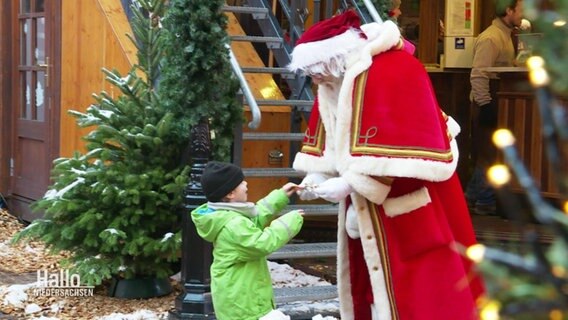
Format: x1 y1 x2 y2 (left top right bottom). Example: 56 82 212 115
170 120 215 319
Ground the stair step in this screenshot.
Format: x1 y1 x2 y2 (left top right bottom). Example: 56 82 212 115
244 99 313 107
241 66 293 74
243 167 303 177
274 285 338 304
241 67 296 79
243 132 304 141
230 35 283 47
222 5 269 16
277 299 340 320
269 242 336 260
284 204 339 216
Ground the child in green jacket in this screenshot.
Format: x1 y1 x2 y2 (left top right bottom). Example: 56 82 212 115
191 161 304 320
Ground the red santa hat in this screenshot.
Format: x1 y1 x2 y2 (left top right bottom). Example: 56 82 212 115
288 10 368 72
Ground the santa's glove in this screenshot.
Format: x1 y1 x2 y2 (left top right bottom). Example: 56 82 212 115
314 177 353 203
297 173 330 200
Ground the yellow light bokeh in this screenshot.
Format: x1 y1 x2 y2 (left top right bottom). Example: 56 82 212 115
488 165 511 187
480 300 501 320
527 56 545 69
553 20 567 27
466 244 486 264
550 309 564 320
492 129 515 148
529 68 550 87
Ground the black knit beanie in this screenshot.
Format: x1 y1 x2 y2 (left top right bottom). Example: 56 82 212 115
201 161 244 202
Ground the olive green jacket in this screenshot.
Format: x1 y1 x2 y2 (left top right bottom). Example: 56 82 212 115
191 189 303 320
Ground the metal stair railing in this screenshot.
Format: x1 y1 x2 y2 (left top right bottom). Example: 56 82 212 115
234 0 314 103
228 45 262 130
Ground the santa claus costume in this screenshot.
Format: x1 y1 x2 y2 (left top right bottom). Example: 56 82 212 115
289 11 485 320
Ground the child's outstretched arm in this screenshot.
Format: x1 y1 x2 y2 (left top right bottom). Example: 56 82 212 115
253 183 300 227
222 209 304 262
281 182 302 197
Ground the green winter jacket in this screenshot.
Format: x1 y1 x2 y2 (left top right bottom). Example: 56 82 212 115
191 189 304 320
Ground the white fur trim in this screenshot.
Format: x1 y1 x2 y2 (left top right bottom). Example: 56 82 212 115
288 29 367 72
371 304 380 320
383 187 432 217
447 116 461 138
351 194 392 320
292 152 336 174
345 204 360 239
360 21 401 58
342 171 391 205
336 200 354 318
343 143 459 182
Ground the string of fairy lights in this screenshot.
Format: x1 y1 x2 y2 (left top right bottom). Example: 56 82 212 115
464 55 568 320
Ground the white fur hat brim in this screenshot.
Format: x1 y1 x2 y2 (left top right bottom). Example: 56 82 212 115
287 28 368 72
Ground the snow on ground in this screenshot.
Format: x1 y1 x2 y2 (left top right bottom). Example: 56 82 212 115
1 261 338 320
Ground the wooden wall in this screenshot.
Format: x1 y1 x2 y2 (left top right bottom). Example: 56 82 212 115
59 0 136 157
0 1 12 194
497 72 561 199
429 70 473 185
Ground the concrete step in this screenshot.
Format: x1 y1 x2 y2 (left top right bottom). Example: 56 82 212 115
277 299 340 319
274 285 338 304
269 242 336 260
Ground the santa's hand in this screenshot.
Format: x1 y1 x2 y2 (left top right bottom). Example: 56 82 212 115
297 173 330 200
314 177 353 203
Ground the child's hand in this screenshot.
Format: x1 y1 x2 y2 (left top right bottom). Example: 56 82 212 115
281 182 301 197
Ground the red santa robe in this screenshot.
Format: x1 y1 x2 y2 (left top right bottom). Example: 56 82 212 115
293 21 485 320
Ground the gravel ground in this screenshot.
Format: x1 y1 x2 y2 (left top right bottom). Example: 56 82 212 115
0 208 181 319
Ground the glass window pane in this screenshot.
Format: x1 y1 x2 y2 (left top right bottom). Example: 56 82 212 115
34 0 44 13
20 0 31 14
20 19 32 65
36 18 45 64
36 71 45 121
20 72 32 120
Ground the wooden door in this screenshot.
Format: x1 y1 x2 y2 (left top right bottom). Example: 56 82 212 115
10 0 59 221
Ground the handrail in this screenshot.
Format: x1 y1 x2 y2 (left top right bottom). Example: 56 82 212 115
227 45 261 130
361 0 383 24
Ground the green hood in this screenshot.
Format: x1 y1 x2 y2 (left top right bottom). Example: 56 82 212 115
191 203 241 242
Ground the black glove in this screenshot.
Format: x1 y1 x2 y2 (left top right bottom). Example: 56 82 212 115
478 101 498 129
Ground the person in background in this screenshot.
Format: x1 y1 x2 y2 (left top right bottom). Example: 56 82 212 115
289 10 485 320
191 161 304 320
467 0 524 215
388 0 402 20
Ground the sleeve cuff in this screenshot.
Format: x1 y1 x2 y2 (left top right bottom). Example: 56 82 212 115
342 171 391 205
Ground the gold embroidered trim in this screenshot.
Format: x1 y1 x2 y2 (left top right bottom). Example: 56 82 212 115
369 202 399 319
301 118 325 155
350 71 454 162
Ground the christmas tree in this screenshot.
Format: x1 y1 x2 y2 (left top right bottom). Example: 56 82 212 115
465 2 568 319
12 0 188 286
159 0 241 161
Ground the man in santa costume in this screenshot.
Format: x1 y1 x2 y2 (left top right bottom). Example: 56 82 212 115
289 10 485 320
